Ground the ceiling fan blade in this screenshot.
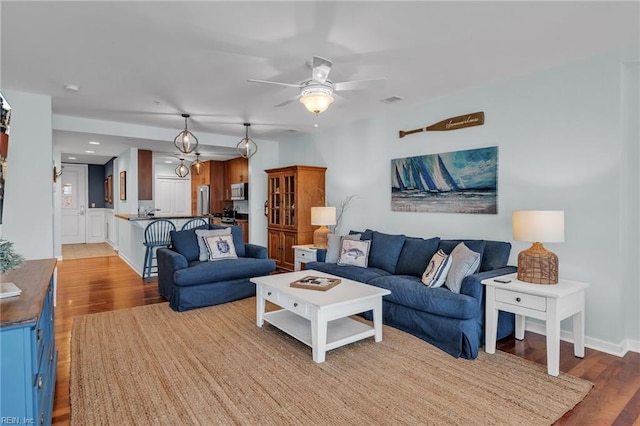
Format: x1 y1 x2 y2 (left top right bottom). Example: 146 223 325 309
311 56 333 83
334 78 388 92
247 79 302 88
274 95 302 108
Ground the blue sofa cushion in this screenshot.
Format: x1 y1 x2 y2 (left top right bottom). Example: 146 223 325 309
211 224 245 257
368 231 406 274
481 241 512 272
174 257 275 287
170 228 200 262
395 236 441 277
306 262 391 283
368 275 480 320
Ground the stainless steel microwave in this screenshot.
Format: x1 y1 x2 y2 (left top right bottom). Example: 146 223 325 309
231 183 248 200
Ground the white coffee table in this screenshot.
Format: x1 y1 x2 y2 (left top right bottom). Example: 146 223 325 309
251 271 391 363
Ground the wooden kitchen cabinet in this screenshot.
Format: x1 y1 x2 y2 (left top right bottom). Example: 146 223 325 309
227 157 248 184
265 165 326 270
237 219 249 243
138 149 152 200
209 160 226 214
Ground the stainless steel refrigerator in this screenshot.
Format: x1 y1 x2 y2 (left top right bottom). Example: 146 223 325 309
197 185 210 216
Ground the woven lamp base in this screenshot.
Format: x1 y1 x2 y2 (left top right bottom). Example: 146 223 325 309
313 226 331 249
517 242 559 284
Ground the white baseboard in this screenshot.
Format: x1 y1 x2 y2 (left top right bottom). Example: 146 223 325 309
525 320 639 358
118 252 143 277
622 338 640 355
56 255 63 261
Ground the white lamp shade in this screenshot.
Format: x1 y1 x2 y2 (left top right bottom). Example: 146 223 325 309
512 210 564 243
311 206 336 226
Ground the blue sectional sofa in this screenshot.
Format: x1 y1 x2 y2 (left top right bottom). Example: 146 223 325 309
306 229 515 359
157 224 276 312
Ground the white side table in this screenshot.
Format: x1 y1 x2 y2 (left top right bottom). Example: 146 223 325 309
481 273 589 376
292 244 318 271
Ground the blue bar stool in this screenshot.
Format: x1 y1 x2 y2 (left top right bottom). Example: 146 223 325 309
181 218 208 230
143 219 176 282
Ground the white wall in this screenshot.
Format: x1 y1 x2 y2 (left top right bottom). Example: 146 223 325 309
247 139 280 246
1 91 54 259
278 46 640 354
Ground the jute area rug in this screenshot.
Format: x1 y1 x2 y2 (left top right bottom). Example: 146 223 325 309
70 298 592 425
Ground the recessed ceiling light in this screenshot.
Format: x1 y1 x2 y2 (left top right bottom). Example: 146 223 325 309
164 160 173 164
381 96 404 104
68 156 77 160
64 84 80 93
89 141 100 145
85 150 95 154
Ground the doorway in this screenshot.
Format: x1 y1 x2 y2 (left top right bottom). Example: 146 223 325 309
61 163 88 244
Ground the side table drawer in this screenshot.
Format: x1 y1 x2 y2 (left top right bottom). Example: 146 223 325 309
295 250 317 262
496 289 546 312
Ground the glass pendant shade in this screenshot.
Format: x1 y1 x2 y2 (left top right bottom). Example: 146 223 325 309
175 158 190 178
174 114 199 154
300 93 334 115
191 153 204 175
236 123 258 159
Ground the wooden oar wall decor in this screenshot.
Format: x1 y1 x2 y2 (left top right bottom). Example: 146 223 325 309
399 111 484 139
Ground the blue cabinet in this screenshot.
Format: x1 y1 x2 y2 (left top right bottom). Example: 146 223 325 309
1 259 57 425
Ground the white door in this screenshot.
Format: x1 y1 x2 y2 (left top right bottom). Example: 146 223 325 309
155 177 191 214
173 180 190 215
61 164 87 244
155 179 174 213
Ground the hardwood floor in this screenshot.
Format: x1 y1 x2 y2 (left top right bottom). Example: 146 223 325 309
53 256 639 425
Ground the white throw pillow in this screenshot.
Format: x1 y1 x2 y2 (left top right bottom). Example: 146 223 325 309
445 243 481 293
326 233 361 263
337 239 371 268
195 228 231 261
422 250 452 288
203 235 238 261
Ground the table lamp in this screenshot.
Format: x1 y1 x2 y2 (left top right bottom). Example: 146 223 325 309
512 210 564 284
311 206 336 249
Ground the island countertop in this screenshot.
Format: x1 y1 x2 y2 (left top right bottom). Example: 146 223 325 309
115 214 210 221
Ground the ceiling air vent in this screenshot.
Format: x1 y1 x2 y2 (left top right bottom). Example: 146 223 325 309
381 96 404 104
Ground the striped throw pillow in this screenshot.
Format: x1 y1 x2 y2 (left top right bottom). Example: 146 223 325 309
421 250 452 288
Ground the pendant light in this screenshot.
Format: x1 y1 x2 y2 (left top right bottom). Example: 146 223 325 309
236 123 258 159
174 114 199 154
175 158 190 178
191 152 204 175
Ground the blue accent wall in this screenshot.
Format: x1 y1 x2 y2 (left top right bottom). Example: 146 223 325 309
88 164 105 208
104 158 114 209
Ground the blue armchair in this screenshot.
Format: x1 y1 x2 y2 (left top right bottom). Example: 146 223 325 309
158 224 276 311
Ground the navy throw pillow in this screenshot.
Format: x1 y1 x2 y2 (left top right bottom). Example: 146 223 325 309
350 229 373 240
368 231 406 274
210 224 245 257
480 241 512 272
170 229 200 262
395 237 441 277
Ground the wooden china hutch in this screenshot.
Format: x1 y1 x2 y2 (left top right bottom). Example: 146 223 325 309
265 165 326 271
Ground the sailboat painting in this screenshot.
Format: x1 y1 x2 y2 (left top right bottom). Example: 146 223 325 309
391 146 498 214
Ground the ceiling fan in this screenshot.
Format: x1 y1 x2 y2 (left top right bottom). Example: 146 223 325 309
248 56 387 115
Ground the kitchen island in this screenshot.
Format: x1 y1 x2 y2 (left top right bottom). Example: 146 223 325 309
115 214 209 279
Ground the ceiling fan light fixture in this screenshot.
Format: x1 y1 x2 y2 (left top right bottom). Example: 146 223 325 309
191 152 204 175
175 158 190 178
236 123 258 159
299 86 334 115
174 113 199 154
